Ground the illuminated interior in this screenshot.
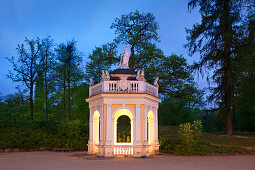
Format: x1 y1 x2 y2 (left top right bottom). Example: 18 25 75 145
93 111 100 153
117 115 131 143
114 109 133 145
147 111 155 147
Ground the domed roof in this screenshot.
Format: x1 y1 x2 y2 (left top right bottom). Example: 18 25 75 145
110 68 137 75
110 68 137 81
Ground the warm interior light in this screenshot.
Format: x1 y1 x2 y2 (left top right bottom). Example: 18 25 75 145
93 111 100 153
114 109 133 146
148 111 155 152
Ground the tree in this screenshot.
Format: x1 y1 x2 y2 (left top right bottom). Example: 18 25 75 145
86 11 163 81
34 37 55 121
7 37 44 121
0 91 29 121
233 10 255 131
70 83 89 124
185 0 253 135
85 43 118 83
40 37 55 120
110 10 160 69
157 55 205 126
55 40 84 121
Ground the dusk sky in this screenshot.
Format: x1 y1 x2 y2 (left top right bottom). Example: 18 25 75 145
0 0 206 96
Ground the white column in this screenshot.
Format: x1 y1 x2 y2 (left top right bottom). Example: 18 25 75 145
132 118 136 145
106 104 112 145
135 104 141 145
144 104 148 143
89 108 93 144
99 105 104 145
155 108 159 144
88 108 93 154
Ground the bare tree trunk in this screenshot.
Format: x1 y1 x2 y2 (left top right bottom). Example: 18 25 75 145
30 82 34 121
130 44 135 69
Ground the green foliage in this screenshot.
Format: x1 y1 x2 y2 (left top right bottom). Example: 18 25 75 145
232 13 255 131
111 10 160 69
159 121 203 155
0 120 88 150
85 43 118 84
159 122 252 155
117 131 131 143
186 0 255 135
117 115 131 143
7 37 45 121
0 92 29 121
70 84 89 124
159 99 202 126
111 10 159 46
193 120 203 141
54 40 84 121
177 120 202 146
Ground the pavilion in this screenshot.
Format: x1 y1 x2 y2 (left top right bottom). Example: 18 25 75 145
86 47 161 157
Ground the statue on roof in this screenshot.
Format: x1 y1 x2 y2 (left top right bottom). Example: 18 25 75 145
154 77 159 87
101 70 110 81
120 46 130 69
136 70 146 81
89 77 94 86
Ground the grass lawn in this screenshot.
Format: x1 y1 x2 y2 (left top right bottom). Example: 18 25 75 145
159 126 255 150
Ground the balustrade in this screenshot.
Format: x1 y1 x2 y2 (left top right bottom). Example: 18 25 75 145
114 146 133 156
89 80 158 97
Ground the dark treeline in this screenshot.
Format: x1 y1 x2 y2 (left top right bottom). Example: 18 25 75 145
0 0 255 136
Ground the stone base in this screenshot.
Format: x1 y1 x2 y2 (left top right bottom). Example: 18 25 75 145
90 144 158 157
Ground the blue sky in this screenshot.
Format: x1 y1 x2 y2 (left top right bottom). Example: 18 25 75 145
0 0 207 96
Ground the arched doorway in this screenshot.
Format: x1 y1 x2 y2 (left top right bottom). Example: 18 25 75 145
117 115 131 143
147 111 155 147
114 109 133 145
93 111 100 153
113 109 134 155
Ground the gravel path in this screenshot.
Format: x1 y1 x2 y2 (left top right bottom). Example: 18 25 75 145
0 151 255 170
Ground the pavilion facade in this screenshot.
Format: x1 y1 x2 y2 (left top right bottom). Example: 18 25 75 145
85 48 161 157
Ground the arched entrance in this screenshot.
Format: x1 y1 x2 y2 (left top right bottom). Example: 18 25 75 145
113 109 133 155
117 115 131 143
93 111 100 153
147 111 155 152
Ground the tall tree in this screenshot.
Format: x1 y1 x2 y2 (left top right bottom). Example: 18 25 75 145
110 10 160 69
157 55 205 126
233 10 255 131
34 37 55 120
86 11 163 84
85 43 118 83
55 44 67 120
185 0 253 135
55 40 84 121
7 37 44 121
41 37 55 120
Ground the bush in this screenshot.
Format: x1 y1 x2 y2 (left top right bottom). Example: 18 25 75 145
177 120 202 146
159 120 252 155
0 120 88 151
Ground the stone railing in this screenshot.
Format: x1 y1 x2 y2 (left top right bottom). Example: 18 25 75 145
114 146 133 156
89 80 158 97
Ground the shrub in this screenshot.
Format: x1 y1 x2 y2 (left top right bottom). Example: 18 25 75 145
177 120 203 146
160 120 252 155
0 120 88 150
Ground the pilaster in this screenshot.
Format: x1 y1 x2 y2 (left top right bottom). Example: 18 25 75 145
135 104 142 145
144 104 148 143
105 104 113 145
